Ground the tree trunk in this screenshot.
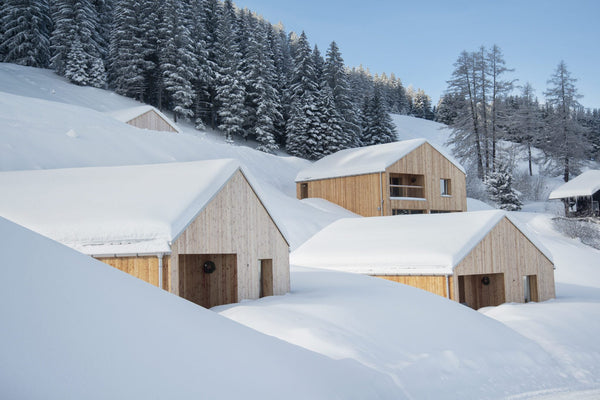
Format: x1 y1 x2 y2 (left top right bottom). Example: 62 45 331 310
528 142 533 176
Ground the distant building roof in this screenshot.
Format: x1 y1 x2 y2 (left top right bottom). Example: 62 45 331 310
106 105 181 133
295 139 465 182
290 210 552 275
548 170 600 199
0 160 287 255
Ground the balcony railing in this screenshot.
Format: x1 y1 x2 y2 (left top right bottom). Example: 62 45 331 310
390 184 424 198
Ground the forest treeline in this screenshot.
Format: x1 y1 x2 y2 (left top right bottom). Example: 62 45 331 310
0 0 436 159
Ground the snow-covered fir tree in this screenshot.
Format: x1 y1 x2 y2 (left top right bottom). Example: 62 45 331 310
215 0 245 142
51 0 106 87
360 88 397 146
159 0 196 122
285 31 319 158
109 0 153 99
0 0 51 67
486 164 522 211
324 41 359 148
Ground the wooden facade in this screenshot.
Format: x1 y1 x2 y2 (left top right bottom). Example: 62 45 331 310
94 170 289 308
126 109 178 133
296 142 467 216
370 217 555 309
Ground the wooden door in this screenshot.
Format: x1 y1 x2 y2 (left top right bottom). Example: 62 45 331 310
179 254 237 308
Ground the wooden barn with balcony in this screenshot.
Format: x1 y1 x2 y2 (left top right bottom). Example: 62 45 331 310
0 160 289 308
295 139 467 216
291 210 555 309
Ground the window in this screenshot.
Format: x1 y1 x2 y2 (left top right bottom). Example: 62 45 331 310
392 209 425 215
389 174 424 198
440 179 451 196
300 183 308 199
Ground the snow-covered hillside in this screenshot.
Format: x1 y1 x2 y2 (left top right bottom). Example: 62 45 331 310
1 63 600 399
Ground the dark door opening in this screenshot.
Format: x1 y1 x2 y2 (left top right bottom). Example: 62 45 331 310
260 259 274 297
524 275 539 302
179 254 237 308
300 183 308 199
458 273 505 309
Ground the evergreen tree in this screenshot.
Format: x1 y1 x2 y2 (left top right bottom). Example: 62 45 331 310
285 31 319 158
215 0 245 142
109 0 153 99
159 0 196 121
361 88 397 146
0 0 51 67
324 41 359 147
51 0 106 87
486 164 522 211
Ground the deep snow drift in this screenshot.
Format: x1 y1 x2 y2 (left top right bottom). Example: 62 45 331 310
0 217 397 399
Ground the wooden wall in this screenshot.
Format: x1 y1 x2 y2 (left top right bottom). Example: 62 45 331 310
295 142 466 216
384 142 467 214
296 173 383 216
169 170 290 304
373 275 453 298
454 217 555 304
127 110 177 133
95 255 169 289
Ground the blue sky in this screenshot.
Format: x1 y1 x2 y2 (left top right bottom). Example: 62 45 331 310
233 0 600 109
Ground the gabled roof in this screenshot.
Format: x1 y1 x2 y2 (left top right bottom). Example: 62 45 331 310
548 170 600 199
106 105 181 133
0 160 287 255
290 210 552 275
295 139 465 182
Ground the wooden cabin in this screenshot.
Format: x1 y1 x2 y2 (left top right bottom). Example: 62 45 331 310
549 170 600 217
107 105 180 133
295 139 467 216
0 160 289 308
291 211 555 309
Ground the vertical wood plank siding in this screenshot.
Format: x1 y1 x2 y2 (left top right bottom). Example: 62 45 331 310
384 143 467 214
170 170 290 302
95 256 161 287
370 217 554 307
297 173 383 216
296 142 466 216
373 275 450 297
127 110 177 132
454 217 555 303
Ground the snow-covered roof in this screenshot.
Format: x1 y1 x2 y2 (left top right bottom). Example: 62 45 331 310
0 159 286 255
290 210 552 275
106 105 181 133
548 170 600 199
295 139 465 182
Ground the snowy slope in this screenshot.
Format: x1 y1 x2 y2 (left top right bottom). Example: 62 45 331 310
391 114 453 149
0 217 397 399
2 63 600 399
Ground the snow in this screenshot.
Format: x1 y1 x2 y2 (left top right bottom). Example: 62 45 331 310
295 138 465 182
290 210 552 275
391 114 453 148
0 159 289 254
0 217 397 399
548 170 600 199
2 63 600 398
106 105 181 133
467 197 495 211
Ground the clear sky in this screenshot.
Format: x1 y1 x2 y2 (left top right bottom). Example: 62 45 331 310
233 0 600 109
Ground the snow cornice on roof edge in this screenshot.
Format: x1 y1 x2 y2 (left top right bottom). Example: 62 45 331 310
295 139 465 182
548 170 600 199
